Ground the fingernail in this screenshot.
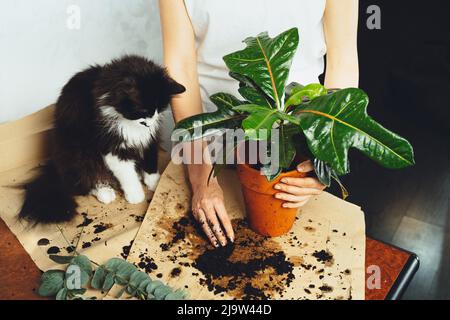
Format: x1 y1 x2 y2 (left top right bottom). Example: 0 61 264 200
274 184 281 190
297 165 305 172
275 194 282 199
281 178 287 183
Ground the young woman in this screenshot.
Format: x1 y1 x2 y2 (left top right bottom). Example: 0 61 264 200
159 0 359 247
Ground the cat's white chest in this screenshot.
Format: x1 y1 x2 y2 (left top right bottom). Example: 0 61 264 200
101 106 159 148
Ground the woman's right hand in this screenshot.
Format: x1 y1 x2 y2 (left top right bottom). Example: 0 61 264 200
191 178 235 247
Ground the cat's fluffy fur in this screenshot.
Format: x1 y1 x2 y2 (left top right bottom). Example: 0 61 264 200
18 55 185 224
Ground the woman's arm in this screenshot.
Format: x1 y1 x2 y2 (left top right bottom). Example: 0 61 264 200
275 0 359 207
159 0 234 247
323 0 359 88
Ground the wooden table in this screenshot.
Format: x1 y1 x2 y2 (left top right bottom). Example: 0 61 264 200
0 218 418 300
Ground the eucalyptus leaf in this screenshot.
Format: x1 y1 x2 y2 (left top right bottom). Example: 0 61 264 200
104 258 126 272
154 286 172 300
146 280 164 295
71 255 93 276
69 288 87 295
91 266 106 290
115 261 137 285
49 255 74 265
38 270 65 297
102 272 115 291
115 286 127 299
56 288 68 301
165 289 187 300
127 270 149 295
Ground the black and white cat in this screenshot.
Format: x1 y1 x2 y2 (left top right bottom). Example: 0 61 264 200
19 55 185 223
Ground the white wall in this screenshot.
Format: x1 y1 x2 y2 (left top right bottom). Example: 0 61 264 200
0 0 162 123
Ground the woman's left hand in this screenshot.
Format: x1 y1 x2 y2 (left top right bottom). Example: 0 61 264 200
274 160 326 208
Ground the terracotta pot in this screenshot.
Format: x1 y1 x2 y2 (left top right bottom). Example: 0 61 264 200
236 163 307 237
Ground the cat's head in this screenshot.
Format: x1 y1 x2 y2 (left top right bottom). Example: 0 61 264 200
96 55 186 121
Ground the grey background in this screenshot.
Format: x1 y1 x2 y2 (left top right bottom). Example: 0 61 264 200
0 0 162 123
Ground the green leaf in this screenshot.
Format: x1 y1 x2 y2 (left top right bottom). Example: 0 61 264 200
294 88 415 175
229 72 274 107
313 158 332 187
38 270 65 297
146 280 164 295
285 83 327 108
103 273 115 291
233 104 280 140
115 287 127 299
104 258 126 271
129 271 149 288
49 255 74 265
127 271 149 295
69 288 87 295
224 28 299 110
278 123 297 169
165 289 187 300
138 279 152 292
115 261 137 285
56 288 68 300
154 286 172 300
173 93 245 142
91 266 106 290
71 255 92 276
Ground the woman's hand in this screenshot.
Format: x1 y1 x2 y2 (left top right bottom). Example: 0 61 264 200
191 177 234 248
274 160 326 208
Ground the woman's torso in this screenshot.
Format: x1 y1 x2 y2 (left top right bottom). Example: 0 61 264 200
184 0 327 112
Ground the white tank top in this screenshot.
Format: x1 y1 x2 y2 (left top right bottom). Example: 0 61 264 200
184 0 327 112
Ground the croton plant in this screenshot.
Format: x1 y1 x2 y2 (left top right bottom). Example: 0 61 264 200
174 27 414 195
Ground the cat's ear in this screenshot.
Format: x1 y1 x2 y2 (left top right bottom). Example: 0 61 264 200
166 78 186 95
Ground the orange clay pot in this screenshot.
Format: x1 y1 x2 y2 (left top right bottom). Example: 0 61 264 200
236 163 307 237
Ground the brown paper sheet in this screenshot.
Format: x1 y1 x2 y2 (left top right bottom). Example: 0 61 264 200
119 162 366 300
0 106 165 299
1 106 366 300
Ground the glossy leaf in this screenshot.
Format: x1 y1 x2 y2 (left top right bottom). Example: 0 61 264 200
278 123 297 169
294 88 415 175
234 104 280 140
224 28 299 110
173 93 245 142
229 72 274 107
285 83 327 108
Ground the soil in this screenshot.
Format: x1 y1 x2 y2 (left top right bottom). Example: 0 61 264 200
93 223 112 234
37 238 50 246
46 246 60 254
158 215 297 300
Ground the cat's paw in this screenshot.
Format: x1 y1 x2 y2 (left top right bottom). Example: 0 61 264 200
143 172 161 191
124 185 146 204
91 185 116 204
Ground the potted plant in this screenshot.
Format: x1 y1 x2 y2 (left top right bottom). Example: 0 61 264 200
173 27 414 237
